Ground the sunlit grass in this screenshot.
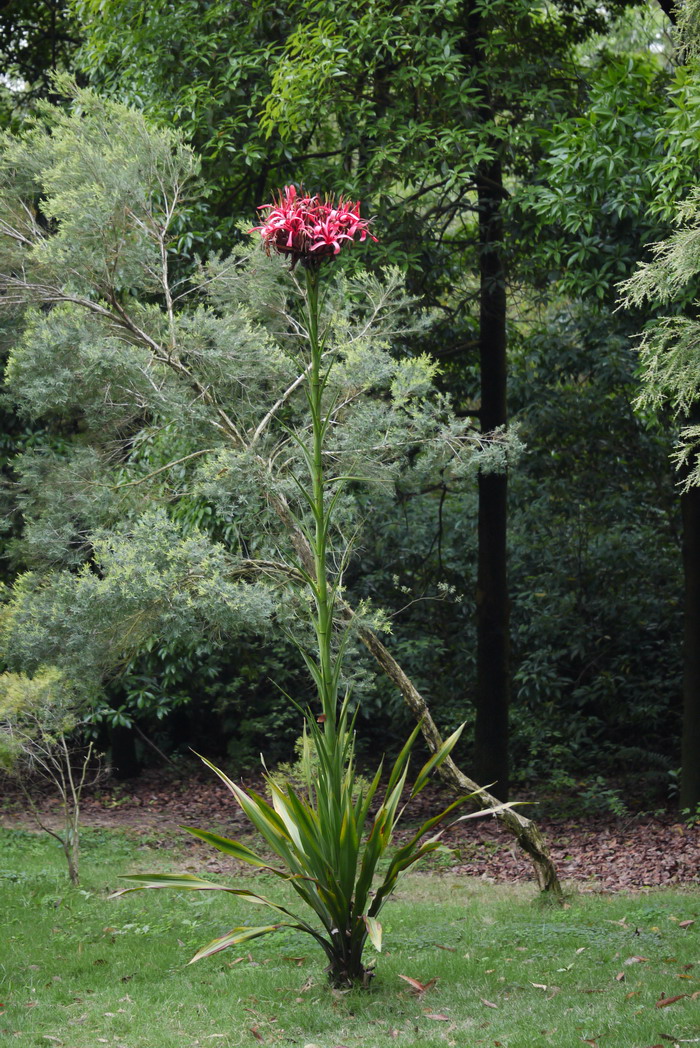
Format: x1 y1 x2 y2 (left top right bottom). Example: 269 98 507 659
1 827 699 1047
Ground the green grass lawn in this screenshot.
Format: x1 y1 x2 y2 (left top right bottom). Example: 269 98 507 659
1 826 699 1048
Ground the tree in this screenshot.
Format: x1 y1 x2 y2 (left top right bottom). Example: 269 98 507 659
620 191 700 809
0 667 96 884
0 1 80 127
508 304 682 794
520 14 700 809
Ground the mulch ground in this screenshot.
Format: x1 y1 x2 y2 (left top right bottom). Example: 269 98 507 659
2 770 698 893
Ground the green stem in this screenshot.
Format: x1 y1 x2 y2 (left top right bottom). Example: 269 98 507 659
305 267 336 737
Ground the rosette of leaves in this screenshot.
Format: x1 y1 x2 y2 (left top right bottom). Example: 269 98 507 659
114 715 508 987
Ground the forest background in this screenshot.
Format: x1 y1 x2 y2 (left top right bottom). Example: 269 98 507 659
1 0 699 816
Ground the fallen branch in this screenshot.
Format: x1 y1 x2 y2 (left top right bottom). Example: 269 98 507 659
356 621 564 899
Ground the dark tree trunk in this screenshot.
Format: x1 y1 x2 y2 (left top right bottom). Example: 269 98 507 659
474 152 510 800
655 0 677 24
110 725 139 780
681 484 700 809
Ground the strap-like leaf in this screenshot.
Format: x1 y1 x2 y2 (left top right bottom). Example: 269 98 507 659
188 924 286 963
354 760 383 827
363 915 382 952
451 800 519 823
111 873 234 897
182 828 271 868
411 723 465 798
387 718 423 793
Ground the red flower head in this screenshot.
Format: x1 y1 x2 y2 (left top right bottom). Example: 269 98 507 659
251 185 377 268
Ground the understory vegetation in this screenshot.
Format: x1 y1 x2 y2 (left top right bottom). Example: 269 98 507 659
1 0 698 812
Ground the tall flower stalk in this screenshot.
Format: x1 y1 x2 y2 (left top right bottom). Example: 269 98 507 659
113 188 512 988
306 267 335 732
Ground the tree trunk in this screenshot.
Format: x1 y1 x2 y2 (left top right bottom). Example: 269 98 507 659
110 724 139 780
474 152 510 800
681 484 700 809
63 839 80 886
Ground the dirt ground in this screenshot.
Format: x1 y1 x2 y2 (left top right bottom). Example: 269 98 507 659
2 771 699 893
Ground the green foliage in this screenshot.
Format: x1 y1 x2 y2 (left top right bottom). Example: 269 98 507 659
620 182 700 486
520 52 670 302
0 666 78 771
115 731 505 986
0 664 95 884
680 801 700 826
0 2 80 129
507 306 682 790
0 85 510 719
0 0 683 801
72 0 642 290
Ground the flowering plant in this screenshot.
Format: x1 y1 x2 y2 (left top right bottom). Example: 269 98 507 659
251 183 377 267
115 188 511 988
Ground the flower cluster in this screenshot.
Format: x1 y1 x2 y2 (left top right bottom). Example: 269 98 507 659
252 185 377 268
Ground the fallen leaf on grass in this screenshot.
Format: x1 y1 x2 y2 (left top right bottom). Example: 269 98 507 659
480 998 498 1009
581 1039 597 1047
398 975 437 995
532 983 548 990
615 972 626 982
656 994 688 1008
436 944 457 952
249 1029 264 1043
424 1013 451 1021
624 956 649 965
679 920 695 930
